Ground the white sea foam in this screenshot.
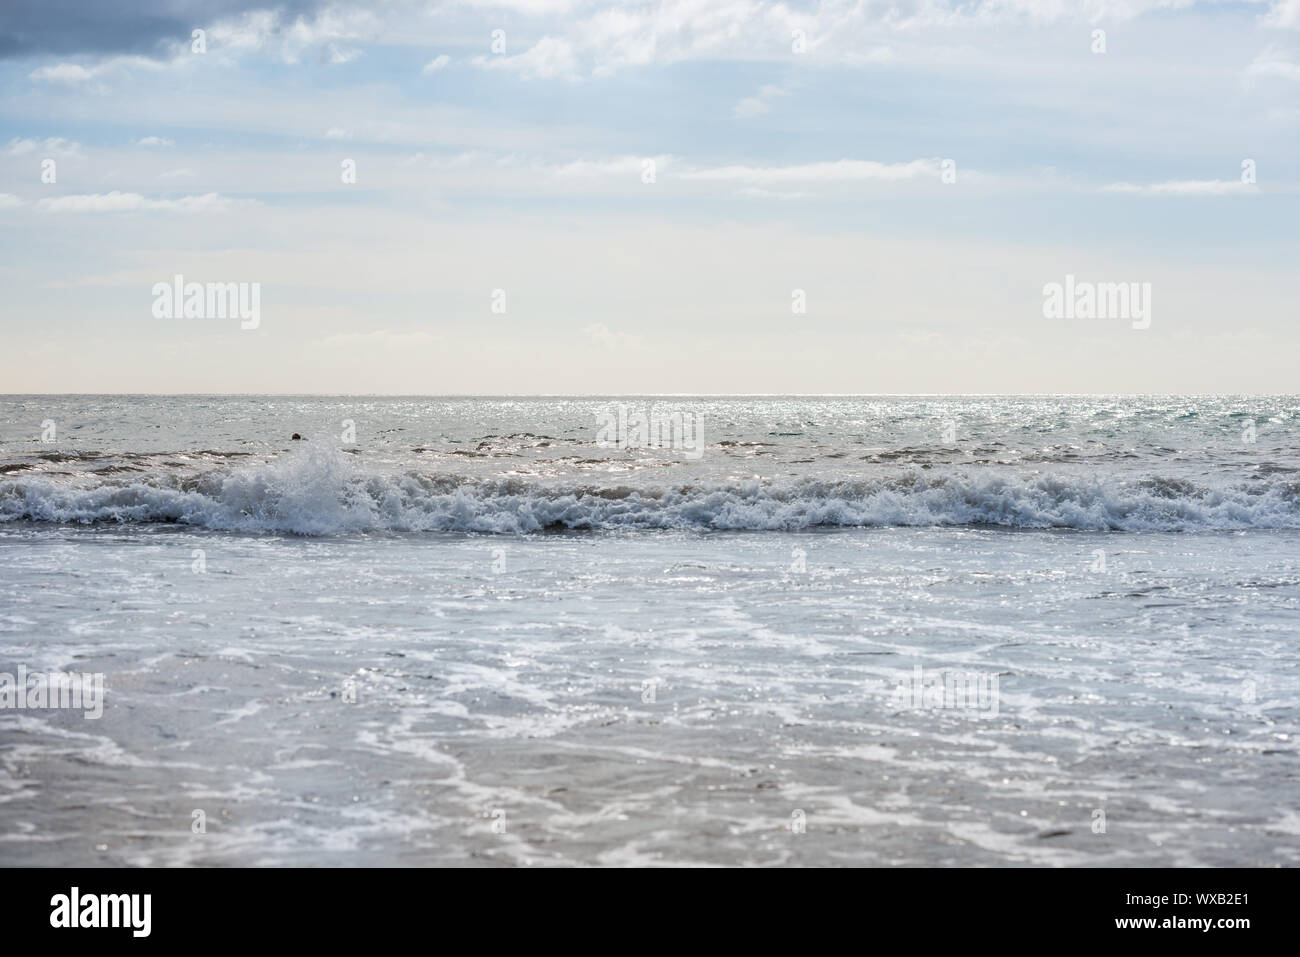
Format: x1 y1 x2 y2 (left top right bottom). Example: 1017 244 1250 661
1 444 1297 534
4 396 1296 868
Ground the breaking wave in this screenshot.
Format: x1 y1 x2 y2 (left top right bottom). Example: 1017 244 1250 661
2 445 1298 535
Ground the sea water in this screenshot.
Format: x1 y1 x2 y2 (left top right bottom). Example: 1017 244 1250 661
0 395 1297 865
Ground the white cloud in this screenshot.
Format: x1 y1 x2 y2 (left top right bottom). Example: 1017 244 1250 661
28 63 95 84
475 36 578 79
325 127 353 140
682 159 942 184
1100 180 1258 195
323 44 362 65
553 155 668 177
7 137 83 158
14 0 1241 86
135 136 174 148
206 10 280 53
583 322 643 350
0 194 24 209
455 0 1111 78
26 55 166 90
1247 48 1300 79
194 7 378 66
1263 0 1300 29
36 192 254 213
160 168 197 180
733 84 789 118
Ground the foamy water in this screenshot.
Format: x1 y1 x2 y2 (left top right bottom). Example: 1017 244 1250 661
1 396 1297 865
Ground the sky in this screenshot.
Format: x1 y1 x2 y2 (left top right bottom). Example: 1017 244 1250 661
0 0 1297 394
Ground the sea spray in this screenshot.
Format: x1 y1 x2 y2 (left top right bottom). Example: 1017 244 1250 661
2 451 1299 534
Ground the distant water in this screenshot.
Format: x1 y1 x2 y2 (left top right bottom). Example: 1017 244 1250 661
2 395 1300 532
0 396 1297 865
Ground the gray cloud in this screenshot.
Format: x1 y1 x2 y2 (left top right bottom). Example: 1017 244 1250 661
0 1 329 59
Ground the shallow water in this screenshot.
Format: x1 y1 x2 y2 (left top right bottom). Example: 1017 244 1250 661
1 396 1297 865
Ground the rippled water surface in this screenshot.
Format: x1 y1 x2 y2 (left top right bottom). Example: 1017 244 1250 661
1 396 1297 865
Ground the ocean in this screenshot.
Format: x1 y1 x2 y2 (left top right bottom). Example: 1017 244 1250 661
0 395 1297 865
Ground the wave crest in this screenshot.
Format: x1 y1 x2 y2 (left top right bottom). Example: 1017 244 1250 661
2 445 1297 534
